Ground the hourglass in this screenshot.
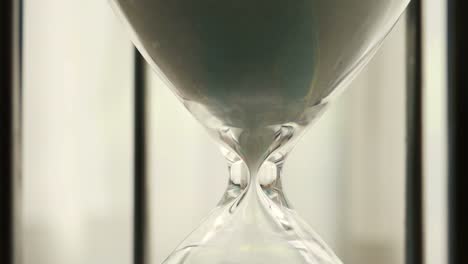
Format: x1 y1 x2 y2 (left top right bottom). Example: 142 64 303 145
110 0 409 263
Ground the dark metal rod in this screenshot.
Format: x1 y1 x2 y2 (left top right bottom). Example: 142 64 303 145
0 0 14 261
133 50 148 264
1 0 22 263
405 1 424 264
447 0 467 262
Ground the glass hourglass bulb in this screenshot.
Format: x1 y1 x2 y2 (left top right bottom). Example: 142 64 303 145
109 0 410 263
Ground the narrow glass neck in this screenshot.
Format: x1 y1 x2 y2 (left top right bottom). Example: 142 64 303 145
219 151 290 209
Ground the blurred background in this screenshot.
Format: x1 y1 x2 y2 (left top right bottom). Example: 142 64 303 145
20 0 447 264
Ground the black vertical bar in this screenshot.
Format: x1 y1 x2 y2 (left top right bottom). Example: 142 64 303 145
134 50 148 264
405 1 424 264
1 0 21 263
447 0 467 262
0 0 14 262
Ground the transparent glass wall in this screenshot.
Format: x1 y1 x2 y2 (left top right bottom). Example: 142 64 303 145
146 14 407 264
23 1 134 264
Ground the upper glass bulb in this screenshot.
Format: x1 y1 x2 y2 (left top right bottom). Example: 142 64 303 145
110 0 408 166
